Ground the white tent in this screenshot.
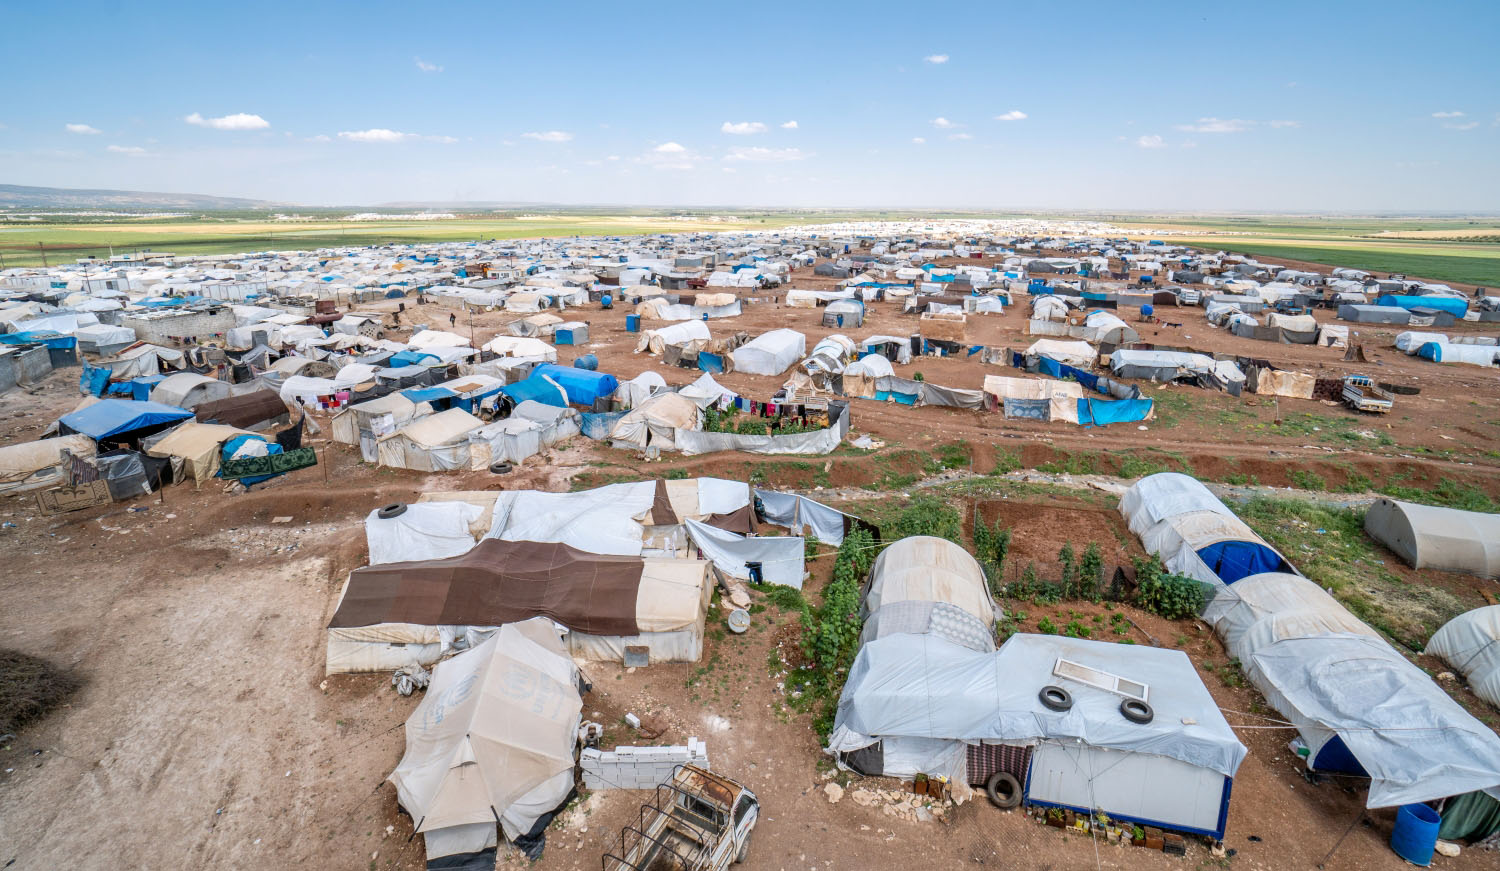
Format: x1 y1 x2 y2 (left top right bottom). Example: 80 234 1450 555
613 370 667 409
331 393 426 462
481 335 557 362
149 373 231 411
635 319 710 356
1426 606 1500 708
731 328 806 376
408 329 471 349
0 435 95 494
376 407 483 472
609 392 701 450
364 502 484 564
1119 473 1293 586
1023 339 1096 368
1364 498 1500 578
389 619 581 866
468 417 544 469
1204 573 1500 808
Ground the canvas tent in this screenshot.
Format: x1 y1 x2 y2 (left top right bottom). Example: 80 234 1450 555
332 393 426 462
376 407 483 472
731 328 806 376
1203 572 1500 809
608 392 701 450
144 421 252 485
365 501 485 565
1427 606 1500 709
325 539 712 671
149 372 231 410
388 619 582 867
58 399 194 443
0 435 95 494
861 536 999 630
635 320 710 356
1364 498 1500 578
1120 473 1293 586
194 389 290 432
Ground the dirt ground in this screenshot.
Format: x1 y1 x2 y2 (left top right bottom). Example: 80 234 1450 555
2 261 1499 870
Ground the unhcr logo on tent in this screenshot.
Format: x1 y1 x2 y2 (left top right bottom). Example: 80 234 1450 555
422 673 479 729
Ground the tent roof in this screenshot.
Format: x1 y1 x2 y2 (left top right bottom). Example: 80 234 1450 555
1426 605 1500 708
59 399 193 440
1364 498 1500 578
863 536 997 626
388 407 483 448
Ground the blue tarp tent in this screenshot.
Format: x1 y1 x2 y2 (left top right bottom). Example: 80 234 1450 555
1196 540 1293 585
499 376 568 408
401 386 459 408
106 376 164 401
1377 295 1467 317
59 399 192 440
1077 398 1154 426
529 364 618 407
387 350 440 367
80 364 112 396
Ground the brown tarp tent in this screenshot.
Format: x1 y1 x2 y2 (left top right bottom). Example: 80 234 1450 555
194 389 291 431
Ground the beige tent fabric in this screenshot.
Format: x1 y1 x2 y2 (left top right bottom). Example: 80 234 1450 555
0 435 96 493
918 311 967 343
389 619 580 848
863 536 997 625
634 297 671 319
1252 369 1315 399
982 375 1083 423
331 393 422 445
377 408 483 472
635 558 712 632
608 393 701 449
694 292 735 307
145 422 252 484
1365 498 1500 578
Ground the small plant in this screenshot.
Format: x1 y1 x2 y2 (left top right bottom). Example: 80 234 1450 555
1079 542 1103 600
1062 619 1091 639
764 585 806 611
1058 543 1077 599
913 371 924 382
1132 824 1145 841
1134 556 1206 620
1037 616 1058 635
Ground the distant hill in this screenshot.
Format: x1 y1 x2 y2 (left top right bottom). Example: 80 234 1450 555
0 184 284 210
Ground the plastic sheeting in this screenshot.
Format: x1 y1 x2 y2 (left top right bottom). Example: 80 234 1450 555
863 536 997 627
684 518 805 589
829 633 1246 780
1364 498 1500 578
613 371 667 409
1426 606 1500 708
58 399 193 440
1204 573 1500 807
388 619 581 856
754 490 852 545
1119 473 1292 586
731 328 806 376
365 502 484 564
1023 339 1096 367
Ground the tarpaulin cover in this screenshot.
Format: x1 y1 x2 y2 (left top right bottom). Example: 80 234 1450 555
1195 540 1291 584
331 539 645 636
366 502 484 565
1378 295 1467 317
684 518 805 589
500 375 567 408
389 619 581 852
1077 398 1154 426
829 634 1246 779
1364 498 1500 578
195 389 290 430
528 364 618 407
58 399 193 440
755 489 855 545
1427 606 1500 708
1119 473 1292 587
1204 573 1500 808
863 536 996 626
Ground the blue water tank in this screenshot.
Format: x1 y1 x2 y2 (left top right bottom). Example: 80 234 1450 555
1390 803 1440 866
600 294 613 309
1142 304 1155 318
625 314 640 332
573 354 599 371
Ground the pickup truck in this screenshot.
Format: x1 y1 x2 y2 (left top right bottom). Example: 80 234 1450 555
1342 375 1394 414
602 765 759 871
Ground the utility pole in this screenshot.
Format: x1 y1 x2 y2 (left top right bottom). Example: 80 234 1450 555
38 242 48 268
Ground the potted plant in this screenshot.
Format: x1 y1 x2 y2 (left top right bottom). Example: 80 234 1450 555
913 773 928 795
1046 808 1066 828
1131 825 1146 847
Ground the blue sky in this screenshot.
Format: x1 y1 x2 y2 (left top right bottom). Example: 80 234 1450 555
4 0 1497 210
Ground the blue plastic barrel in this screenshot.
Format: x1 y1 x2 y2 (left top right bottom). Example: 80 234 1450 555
1390 803 1440 866
573 354 599 371
600 293 613 309
625 314 640 332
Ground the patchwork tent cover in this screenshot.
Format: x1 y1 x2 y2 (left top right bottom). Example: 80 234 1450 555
144 422 253 484
862 536 997 627
1204 573 1500 807
389 619 581 861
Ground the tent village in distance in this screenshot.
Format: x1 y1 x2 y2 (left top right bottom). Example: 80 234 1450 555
4 218 1500 871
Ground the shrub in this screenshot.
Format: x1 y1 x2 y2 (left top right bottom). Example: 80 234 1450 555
1136 568 1207 620
886 495 961 543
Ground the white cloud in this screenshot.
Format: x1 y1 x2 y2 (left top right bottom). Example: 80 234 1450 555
654 142 687 153
338 129 455 143
1431 111 1465 118
1444 121 1479 131
415 57 443 73
65 123 101 135
1136 134 1165 149
307 134 331 143
720 121 767 135
912 137 926 144
106 145 147 155
993 110 1027 122
930 117 957 129
522 130 573 142
780 120 798 129
923 54 949 64
1174 117 1253 134
947 133 972 141
1268 120 1300 128
724 146 809 162
639 141 703 170
185 112 269 131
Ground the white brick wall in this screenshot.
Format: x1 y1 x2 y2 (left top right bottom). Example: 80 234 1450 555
581 738 709 791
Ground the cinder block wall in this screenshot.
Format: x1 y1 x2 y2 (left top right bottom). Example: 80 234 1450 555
123 310 236 344
581 738 709 791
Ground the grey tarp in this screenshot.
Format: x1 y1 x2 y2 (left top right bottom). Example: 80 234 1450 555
683 518 805 589
1364 498 1500 578
919 383 986 409
1204 573 1500 807
1426 606 1500 708
754 489 853 545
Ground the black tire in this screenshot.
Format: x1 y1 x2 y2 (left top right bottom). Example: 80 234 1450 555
1039 685 1072 712
376 503 406 519
985 771 1022 809
734 830 752 864
1121 698 1154 724
489 461 512 474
